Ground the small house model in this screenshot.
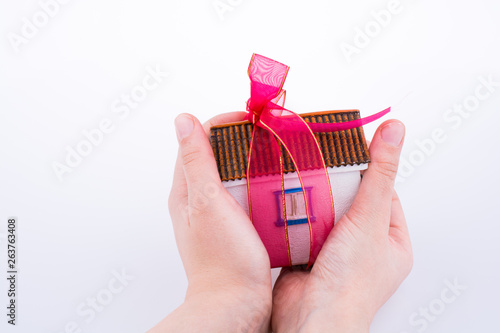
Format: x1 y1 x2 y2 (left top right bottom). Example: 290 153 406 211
210 110 371 268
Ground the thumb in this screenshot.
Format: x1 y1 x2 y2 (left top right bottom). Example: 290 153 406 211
175 113 223 207
348 120 405 232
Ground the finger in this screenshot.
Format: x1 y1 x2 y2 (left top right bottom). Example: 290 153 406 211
170 112 247 227
202 111 247 135
171 112 246 207
348 120 405 231
175 113 224 211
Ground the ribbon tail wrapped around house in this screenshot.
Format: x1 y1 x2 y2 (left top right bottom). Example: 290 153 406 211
210 54 390 268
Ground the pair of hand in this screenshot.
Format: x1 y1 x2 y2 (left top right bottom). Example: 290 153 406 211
149 112 412 333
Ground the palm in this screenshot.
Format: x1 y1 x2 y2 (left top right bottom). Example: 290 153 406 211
271 190 412 331
271 218 355 328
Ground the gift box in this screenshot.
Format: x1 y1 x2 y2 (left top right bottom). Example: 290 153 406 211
209 54 386 268
210 110 371 268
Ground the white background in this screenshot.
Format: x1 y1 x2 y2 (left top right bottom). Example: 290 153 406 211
1 0 499 332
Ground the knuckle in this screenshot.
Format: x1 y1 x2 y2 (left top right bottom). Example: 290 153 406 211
344 204 368 223
188 187 219 216
181 147 201 167
373 159 399 179
168 190 188 216
344 203 378 231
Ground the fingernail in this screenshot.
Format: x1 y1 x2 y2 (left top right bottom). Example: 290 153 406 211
175 114 194 141
381 122 405 147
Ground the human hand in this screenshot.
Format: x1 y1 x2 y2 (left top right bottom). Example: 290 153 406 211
271 120 413 333
148 112 272 333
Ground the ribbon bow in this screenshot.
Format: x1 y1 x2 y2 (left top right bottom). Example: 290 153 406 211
245 54 389 267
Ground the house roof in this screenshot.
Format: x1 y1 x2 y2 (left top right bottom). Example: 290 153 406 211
210 110 371 182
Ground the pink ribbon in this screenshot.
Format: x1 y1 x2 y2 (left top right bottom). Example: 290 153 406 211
245 54 389 267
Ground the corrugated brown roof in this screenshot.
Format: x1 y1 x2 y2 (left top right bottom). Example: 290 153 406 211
210 110 370 182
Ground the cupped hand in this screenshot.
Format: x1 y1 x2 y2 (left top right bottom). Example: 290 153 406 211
271 120 413 333
149 112 271 333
